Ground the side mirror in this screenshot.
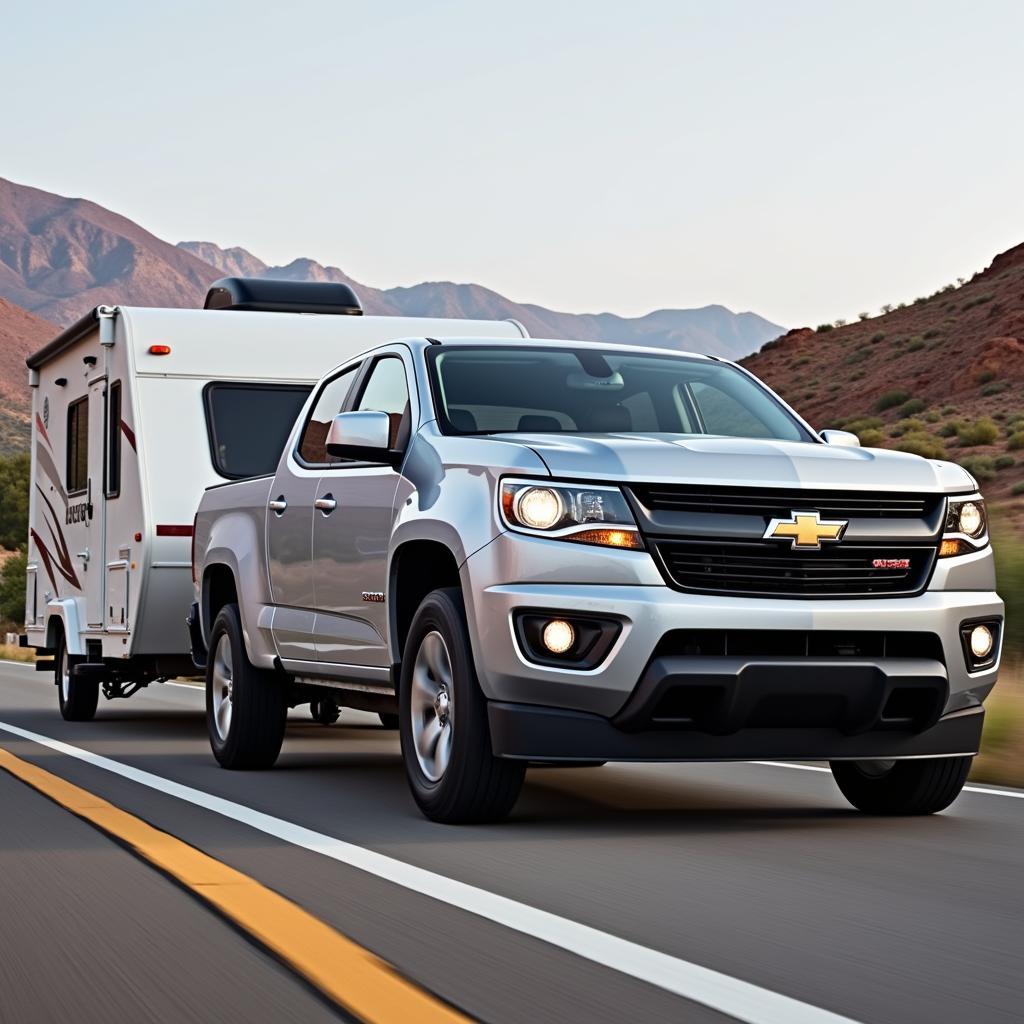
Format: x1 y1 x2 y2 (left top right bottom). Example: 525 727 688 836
326 411 401 465
820 429 861 448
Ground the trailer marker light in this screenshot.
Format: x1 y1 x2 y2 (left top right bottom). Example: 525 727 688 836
148 344 172 355
134 532 142 542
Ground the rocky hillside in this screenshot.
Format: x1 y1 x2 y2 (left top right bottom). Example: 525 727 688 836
0 298 55 455
743 241 1024 519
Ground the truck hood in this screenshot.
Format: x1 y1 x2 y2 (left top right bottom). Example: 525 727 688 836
497 433 975 493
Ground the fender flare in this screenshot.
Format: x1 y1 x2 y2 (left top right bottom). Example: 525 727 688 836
45 598 85 656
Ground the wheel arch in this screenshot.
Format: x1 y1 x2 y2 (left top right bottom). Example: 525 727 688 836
389 539 463 663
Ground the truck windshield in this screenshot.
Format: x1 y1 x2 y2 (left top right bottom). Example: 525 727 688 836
428 346 809 442
204 383 312 478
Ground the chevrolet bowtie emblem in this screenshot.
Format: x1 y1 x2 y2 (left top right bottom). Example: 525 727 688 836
764 510 848 550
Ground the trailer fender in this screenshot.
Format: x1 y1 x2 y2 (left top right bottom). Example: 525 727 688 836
45 599 85 656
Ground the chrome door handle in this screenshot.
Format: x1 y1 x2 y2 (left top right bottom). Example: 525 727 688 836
268 496 288 514
77 549 90 563
314 495 337 514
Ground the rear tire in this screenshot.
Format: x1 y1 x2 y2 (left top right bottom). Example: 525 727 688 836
55 632 99 722
206 603 287 769
400 588 525 823
830 756 972 815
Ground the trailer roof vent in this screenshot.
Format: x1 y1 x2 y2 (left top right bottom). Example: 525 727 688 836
203 277 363 316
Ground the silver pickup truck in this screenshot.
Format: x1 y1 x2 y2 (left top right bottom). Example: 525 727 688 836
190 336 1003 822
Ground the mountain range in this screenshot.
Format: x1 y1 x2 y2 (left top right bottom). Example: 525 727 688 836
0 175 783 357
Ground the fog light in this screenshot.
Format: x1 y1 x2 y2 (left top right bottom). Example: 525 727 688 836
542 619 576 655
970 624 994 660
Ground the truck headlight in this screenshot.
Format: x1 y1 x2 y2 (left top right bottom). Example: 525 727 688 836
500 480 643 549
940 496 989 557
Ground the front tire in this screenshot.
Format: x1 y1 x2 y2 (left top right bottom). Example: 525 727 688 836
400 588 525 823
55 632 98 722
206 603 287 769
830 756 972 815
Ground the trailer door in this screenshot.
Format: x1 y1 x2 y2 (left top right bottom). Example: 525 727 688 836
84 375 107 627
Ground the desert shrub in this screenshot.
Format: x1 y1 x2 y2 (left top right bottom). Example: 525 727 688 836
834 319 847 328
844 416 884 433
870 332 885 344
857 428 886 447
0 454 30 552
1007 432 1024 451
844 348 871 365
880 304 894 314
962 294 994 310
850 370 867 380
982 382 1009 396
925 410 940 423
923 328 942 339
977 370 997 384
816 323 834 333
941 405 956 415
1012 482 1024 496
875 390 910 411
957 418 1000 446
900 398 926 416
994 455 1015 470
896 433 947 459
828 382 841 392
794 356 811 366
937 420 965 438
858 312 871 321
0 549 27 624
958 455 996 480
906 337 926 353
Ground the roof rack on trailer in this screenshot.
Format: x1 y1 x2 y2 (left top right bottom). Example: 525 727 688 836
203 277 363 316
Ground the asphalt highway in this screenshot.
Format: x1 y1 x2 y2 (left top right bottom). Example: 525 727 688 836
0 659 1021 1024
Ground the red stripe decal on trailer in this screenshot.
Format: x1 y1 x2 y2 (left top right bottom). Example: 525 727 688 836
35 413 51 449
156 525 194 537
120 419 137 451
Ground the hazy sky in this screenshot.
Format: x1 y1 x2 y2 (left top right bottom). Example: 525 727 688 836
5 1 1023 326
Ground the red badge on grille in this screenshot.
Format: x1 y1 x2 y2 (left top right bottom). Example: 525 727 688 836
872 558 911 570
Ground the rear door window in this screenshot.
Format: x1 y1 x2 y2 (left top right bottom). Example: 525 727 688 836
204 383 311 479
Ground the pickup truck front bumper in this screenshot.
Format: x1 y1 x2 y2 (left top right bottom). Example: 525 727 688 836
488 701 984 761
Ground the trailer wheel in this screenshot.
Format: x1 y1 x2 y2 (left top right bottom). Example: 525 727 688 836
55 632 99 722
206 603 287 769
830 756 972 815
310 697 341 725
400 588 525 823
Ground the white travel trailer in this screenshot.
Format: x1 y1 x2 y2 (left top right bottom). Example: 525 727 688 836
21 278 527 720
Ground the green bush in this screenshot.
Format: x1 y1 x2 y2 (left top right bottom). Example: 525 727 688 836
925 410 941 423
958 455 996 480
923 328 942 339
976 369 997 385
844 416 884 434
0 550 26 625
941 405 956 415
937 420 965 438
1012 482 1024 496
982 382 1009 396
844 348 871 365
899 398 927 416
857 428 886 447
0 454 30 551
1007 432 1024 451
895 433 947 459
870 332 885 344
816 323 834 333
957 418 1000 447
906 337 926 353
994 455 1015 470
875 389 910 411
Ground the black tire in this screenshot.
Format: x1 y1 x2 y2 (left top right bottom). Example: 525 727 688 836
378 712 399 730
206 603 287 769
55 631 99 722
400 588 525 823
830 756 972 815
311 697 341 725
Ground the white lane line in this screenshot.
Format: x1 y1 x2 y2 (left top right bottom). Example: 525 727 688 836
750 761 1024 799
0 660 35 668
0 720 860 1024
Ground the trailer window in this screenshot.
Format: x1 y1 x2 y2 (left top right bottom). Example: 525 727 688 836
66 397 89 495
204 383 311 479
106 381 122 498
